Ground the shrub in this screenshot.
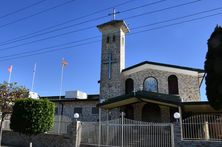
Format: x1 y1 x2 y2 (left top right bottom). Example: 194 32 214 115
10 98 55 136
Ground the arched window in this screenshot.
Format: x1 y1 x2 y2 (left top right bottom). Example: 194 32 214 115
106 36 110 43
125 78 134 94
168 75 179 94
112 35 116 42
144 77 158 92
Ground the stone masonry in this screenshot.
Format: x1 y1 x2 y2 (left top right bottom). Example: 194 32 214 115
98 21 129 100
124 68 200 102
56 101 99 122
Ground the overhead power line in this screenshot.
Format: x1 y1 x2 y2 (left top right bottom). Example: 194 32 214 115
130 6 222 30
0 0 138 45
130 12 222 35
0 0 166 46
0 11 221 61
0 40 101 62
0 4 218 52
0 0 75 29
124 0 202 20
0 0 47 20
0 0 200 48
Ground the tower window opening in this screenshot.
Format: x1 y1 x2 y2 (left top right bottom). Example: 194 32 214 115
113 35 116 42
106 36 110 43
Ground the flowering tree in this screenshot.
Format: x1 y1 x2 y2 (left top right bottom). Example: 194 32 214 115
0 82 29 143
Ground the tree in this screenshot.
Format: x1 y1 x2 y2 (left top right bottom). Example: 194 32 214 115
10 98 55 147
205 25 222 110
0 82 29 144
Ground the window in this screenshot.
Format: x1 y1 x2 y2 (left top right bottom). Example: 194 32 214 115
125 78 134 94
144 77 158 92
112 35 116 42
74 107 82 114
168 75 179 94
92 107 99 115
106 36 110 43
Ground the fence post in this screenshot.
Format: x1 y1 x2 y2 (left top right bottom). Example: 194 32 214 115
98 108 101 147
204 121 210 140
106 110 109 146
171 124 175 147
121 112 124 147
75 121 82 147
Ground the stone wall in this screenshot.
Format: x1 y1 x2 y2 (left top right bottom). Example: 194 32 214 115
124 68 200 102
173 123 222 147
56 101 99 122
2 121 81 147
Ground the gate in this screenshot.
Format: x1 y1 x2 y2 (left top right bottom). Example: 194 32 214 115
81 118 174 147
182 114 222 141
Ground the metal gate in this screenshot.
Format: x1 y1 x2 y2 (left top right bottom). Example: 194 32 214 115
80 118 174 147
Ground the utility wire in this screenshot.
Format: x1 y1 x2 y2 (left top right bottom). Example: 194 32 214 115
124 0 202 20
0 0 75 29
130 6 222 30
0 0 201 48
0 0 138 45
0 36 100 58
0 11 221 61
130 12 222 36
120 0 167 13
0 5 219 52
0 40 100 62
0 0 47 20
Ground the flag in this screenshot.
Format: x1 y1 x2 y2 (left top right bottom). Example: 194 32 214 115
61 58 68 66
8 65 13 73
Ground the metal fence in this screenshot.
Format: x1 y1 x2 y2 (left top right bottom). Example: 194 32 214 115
47 115 72 135
81 118 174 147
182 114 222 141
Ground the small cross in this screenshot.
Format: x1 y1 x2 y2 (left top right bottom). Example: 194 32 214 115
108 8 119 20
103 53 116 79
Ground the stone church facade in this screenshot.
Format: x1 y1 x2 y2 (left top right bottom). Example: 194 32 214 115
97 20 207 122
44 19 221 123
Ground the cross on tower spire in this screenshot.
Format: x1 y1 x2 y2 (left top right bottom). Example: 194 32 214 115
108 8 119 20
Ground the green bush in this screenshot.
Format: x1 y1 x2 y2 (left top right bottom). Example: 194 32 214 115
10 98 55 136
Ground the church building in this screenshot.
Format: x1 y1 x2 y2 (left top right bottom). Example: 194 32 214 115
44 19 222 123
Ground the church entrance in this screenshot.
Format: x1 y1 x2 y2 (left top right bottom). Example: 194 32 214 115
142 103 161 122
124 105 134 120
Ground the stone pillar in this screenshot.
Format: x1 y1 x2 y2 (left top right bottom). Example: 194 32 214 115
173 122 182 147
67 121 82 147
159 105 170 122
133 103 145 121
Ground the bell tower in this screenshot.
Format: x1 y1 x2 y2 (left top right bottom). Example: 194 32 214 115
97 20 129 101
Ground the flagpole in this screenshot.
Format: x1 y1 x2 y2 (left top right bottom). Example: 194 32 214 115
59 63 65 100
8 65 13 83
31 63 37 92
58 58 67 134
58 63 64 134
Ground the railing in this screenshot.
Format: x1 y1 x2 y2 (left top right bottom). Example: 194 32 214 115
47 115 72 135
81 118 173 147
182 114 222 141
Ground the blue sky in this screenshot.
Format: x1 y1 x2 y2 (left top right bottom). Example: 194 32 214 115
0 0 221 101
